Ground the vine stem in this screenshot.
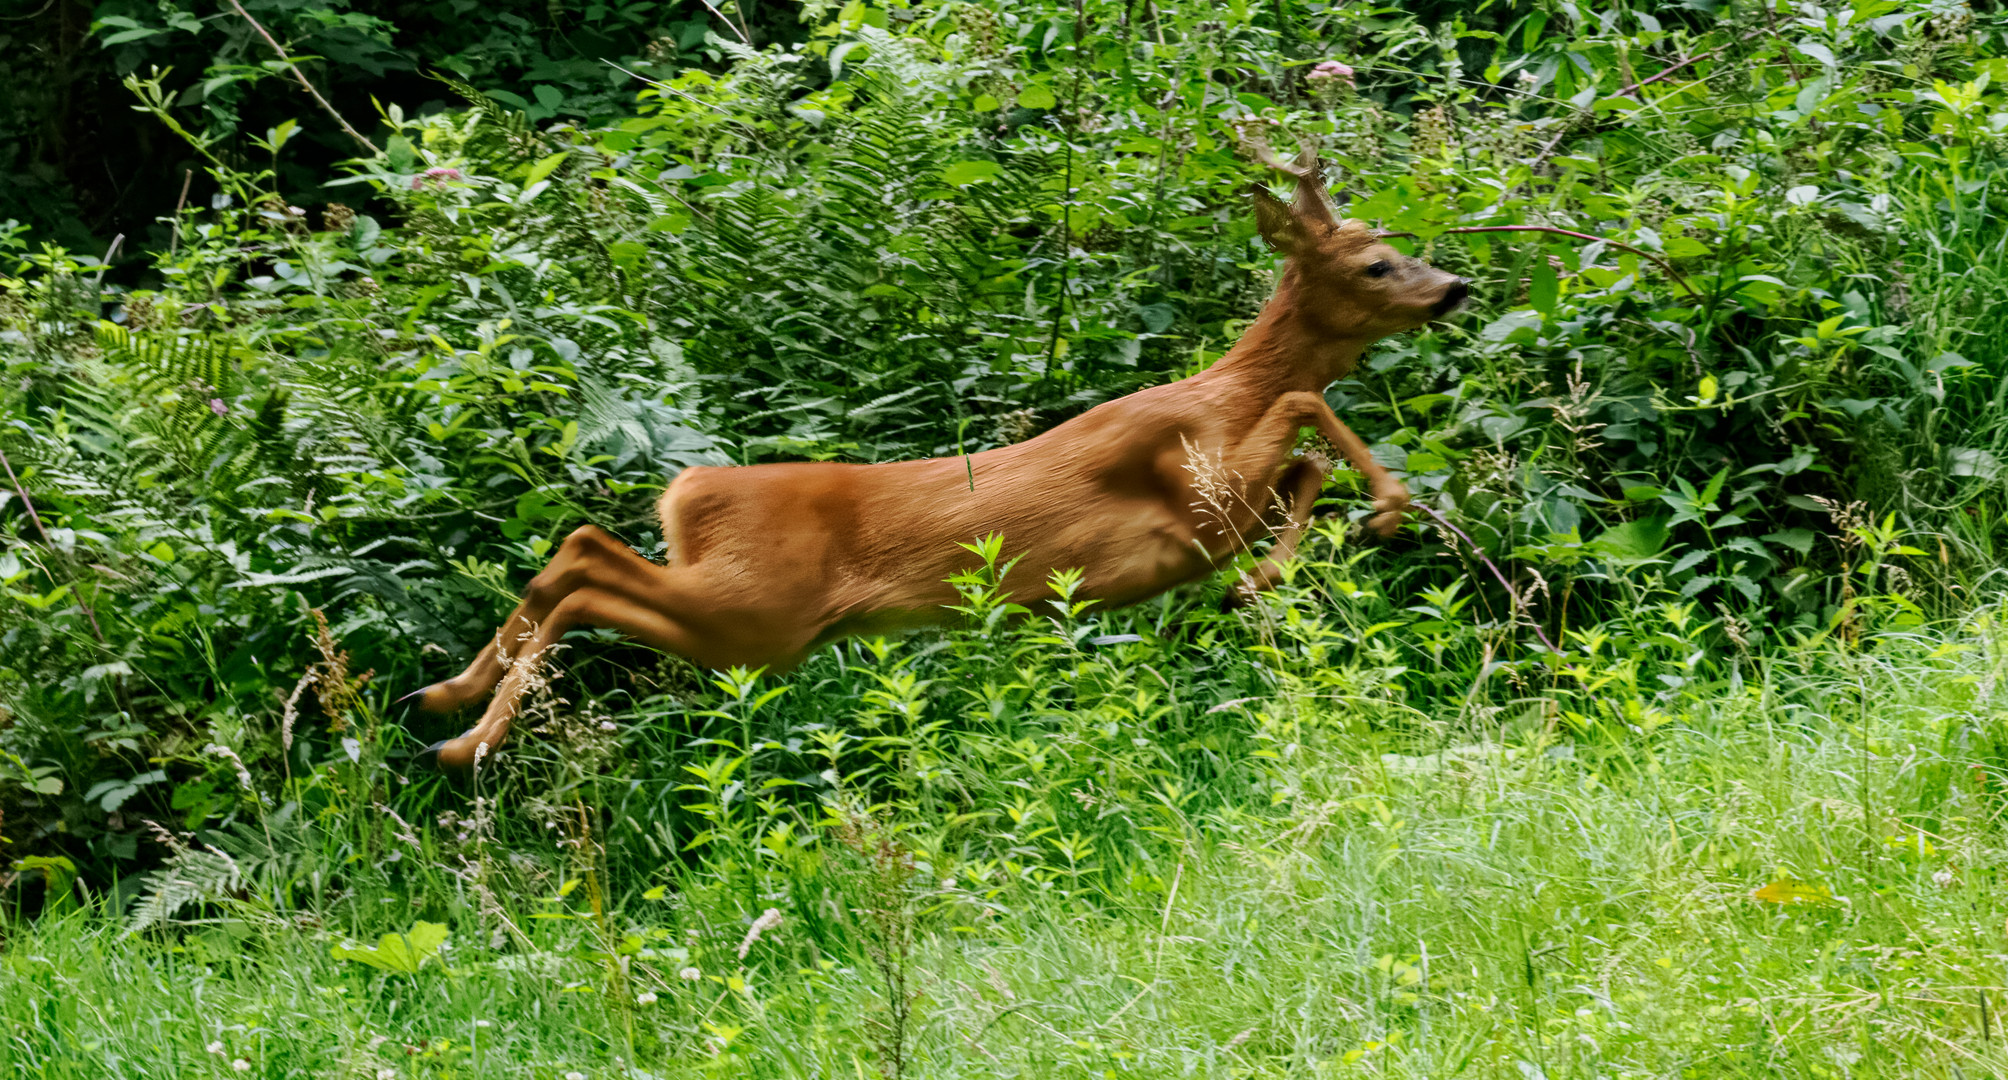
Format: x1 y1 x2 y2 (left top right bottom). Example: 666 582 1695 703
225 0 381 156
1411 501 1565 660
1379 224 1700 299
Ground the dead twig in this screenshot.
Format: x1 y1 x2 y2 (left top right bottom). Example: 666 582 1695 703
224 0 380 156
693 0 752 46
168 170 192 256
90 234 124 291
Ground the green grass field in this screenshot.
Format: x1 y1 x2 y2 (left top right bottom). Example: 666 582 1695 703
8 578 2008 1079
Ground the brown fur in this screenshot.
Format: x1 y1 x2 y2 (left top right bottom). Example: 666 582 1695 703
411 167 1466 769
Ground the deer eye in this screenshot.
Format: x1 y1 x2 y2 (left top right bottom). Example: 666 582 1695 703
1365 260 1391 278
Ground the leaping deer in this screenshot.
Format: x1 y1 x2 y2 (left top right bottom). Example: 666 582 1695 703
409 144 1467 770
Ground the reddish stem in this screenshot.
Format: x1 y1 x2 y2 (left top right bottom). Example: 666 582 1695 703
1414 502 1567 661
1380 224 1701 299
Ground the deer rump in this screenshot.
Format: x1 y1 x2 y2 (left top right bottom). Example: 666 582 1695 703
409 147 1465 770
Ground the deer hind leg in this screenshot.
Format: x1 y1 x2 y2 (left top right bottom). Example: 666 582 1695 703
404 525 654 715
416 556 830 770
1225 457 1327 607
420 582 716 770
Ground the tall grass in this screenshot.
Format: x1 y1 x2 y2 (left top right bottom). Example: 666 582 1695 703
6 535 2008 1077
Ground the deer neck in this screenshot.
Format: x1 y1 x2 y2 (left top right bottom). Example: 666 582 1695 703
1208 266 1371 395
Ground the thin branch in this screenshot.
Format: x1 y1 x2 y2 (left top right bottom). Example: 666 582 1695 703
1379 224 1700 299
168 170 192 256
1623 28 1767 97
224 0 381 156
694 0 753 45
1414 503 1566 661
91 234 124 291
0 449 108 647
1523 28 1767 190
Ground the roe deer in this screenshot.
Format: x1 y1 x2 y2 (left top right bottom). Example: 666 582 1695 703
409 147 1467 769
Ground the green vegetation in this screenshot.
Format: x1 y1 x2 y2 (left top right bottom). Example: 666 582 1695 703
7 0 2008 1074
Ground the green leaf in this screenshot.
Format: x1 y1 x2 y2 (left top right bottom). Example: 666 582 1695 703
330 921 451 975
1018 84 1057 109
524 152 570 188
1528 255 1558 313
830 40 870 79
942 160 1003 187
100 27 168 45
1592 517 1670 558
1762 529 1816 555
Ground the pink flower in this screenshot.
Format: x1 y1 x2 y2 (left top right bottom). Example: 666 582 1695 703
209 398 228 417
1307 60 1355 85
409 167 464 190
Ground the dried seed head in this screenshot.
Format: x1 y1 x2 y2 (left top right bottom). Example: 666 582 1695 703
737 907 784 959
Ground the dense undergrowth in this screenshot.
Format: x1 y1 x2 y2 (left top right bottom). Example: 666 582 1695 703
8 0 2008 1074
8 582 2008 1077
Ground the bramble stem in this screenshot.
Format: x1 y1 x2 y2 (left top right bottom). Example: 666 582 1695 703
1380 224 1701 299
1413 502 1565 659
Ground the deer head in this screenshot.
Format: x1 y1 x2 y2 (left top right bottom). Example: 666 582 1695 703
1241 128 1468 339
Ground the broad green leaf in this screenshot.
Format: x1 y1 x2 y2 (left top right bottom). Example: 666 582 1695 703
330 921 451 975
1752 879 1835 906
1592 517 1670 558
1528 255 1557 312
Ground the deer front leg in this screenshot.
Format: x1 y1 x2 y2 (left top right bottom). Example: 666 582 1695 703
1292 393 1409 539
1225 391 1409 544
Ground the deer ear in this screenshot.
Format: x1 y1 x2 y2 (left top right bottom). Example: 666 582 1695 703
1252 186 1309 254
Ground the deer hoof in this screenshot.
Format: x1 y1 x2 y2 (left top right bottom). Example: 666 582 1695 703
1366 510 1404 539
398 682 466 715
416 729 477 773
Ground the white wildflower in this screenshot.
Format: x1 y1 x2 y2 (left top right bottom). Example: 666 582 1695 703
635 991 657 1006
207 1042 225 1055
231 1060 252 1073
678 966 702 981
737 907 783 959
1933 868 1956 889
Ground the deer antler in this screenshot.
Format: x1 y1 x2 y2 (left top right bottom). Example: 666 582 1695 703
1231 118 1315 179
1234 119 1338 226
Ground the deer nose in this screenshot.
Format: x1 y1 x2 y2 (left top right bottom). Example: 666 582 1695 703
1432 278 1470 316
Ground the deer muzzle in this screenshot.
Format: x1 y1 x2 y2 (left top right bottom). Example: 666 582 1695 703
1432 278 1471 317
